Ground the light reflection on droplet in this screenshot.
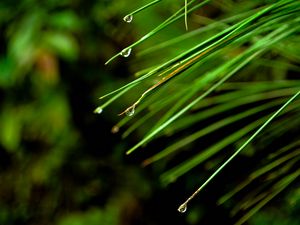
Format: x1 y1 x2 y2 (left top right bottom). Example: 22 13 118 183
125 107 135 117
123 14 133 23
178 203 187 213
120 48 132 57
94 107 103 114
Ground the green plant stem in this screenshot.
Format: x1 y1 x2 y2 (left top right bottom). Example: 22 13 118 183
185 0 188 30
125 0 161 17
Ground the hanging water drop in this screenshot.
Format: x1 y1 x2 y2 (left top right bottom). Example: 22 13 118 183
94 107 103 114
178 203 187 213
123 14 133 23
120 48 132 57
125 107 135 117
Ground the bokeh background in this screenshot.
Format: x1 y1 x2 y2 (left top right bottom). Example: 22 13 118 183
0 0 299 225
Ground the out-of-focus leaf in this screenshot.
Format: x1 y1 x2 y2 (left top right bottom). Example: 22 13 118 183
42 31 79 61
8 11 42 65
57 208 119 225
48 10 82 31
0 108 21 152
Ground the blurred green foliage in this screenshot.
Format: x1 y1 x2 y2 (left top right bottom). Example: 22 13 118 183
0 0 154 224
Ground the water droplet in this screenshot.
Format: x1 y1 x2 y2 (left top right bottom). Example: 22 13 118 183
125 107 135 117
111 125 120 133
120 48 132 57
94 107 103 114
123 14 133 23
178 203 187 213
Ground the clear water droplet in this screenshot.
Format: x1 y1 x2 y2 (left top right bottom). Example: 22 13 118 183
123 14 133 23
120 48 132 57
125 107 135 117
178 203 187 213
111 125 120 134
94 107 103 114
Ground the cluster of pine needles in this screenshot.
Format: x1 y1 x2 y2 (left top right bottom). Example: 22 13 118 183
97 0 300 224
